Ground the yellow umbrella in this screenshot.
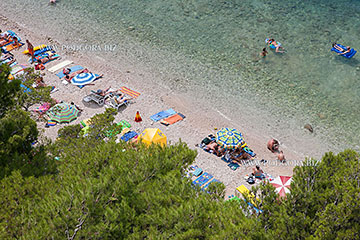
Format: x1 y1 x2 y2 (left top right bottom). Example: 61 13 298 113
139 128 167 146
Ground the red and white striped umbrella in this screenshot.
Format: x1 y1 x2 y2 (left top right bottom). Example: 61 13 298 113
270 176 292 197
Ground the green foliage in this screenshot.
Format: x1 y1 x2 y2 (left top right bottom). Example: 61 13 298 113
0 64 21 117
15 69 54 111
251 149 360 240
1 138 253 239
0 109 56 179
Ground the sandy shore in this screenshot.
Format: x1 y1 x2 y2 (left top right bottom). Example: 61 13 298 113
1 16 301 197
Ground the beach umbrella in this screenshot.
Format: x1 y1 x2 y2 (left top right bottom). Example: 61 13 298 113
46 102 79 123
139 128 167 146
70 72 97 86
215 128 244 149
270 176 293 198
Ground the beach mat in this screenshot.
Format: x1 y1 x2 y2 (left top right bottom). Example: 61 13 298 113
3 42 24 52
56 65 83 79
48 60 73 73
119 86 140 98
150 108 176 122
160 113 185 126
192 172 213 187
201 178 220 191
121 131 138 142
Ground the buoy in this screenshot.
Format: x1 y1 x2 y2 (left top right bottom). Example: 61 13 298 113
135 111 142 122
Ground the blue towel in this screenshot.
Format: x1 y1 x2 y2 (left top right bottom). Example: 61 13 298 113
120 131 138 142
150 108 176 122
20 84 32 93
56 65 84 79
227 162 240 171
192 172 213 187
201 178 220 190
331 44 357 59
243 146 256 157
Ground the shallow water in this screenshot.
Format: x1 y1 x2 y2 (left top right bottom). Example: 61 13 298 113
2 0 360 155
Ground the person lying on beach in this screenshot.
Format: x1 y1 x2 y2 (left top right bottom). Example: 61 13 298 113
113 93 133 105
231 148 250 163
95 86 112 96
64 68 89 82
32 77 47 88
267 138 279 153
204 141 219 153
36 54 59 65
332 43 351 55
266 38 284 53
260 47 268 57
253 165 265 179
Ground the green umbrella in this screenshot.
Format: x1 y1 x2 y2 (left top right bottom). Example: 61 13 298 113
47 102 79 123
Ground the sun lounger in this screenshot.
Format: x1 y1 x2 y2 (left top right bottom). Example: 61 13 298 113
119 86 140 98
48 60 73 73
150 108 176 122
160 113 185 126
109 95 131 111
192 172 213 187
56 65 84 79
83 92 107 106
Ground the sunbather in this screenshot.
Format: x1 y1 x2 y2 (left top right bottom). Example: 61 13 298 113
231 148 250 163
204 141 218 153
253 165 265 179
95 86 112 96
277 150 285 162
36 54 59 65
332 43 351 55
113 94 133 105
64 68 89 82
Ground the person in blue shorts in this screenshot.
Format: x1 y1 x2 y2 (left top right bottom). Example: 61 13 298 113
266 38 285 53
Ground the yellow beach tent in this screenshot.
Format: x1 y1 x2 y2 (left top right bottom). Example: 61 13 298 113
139 128 167 146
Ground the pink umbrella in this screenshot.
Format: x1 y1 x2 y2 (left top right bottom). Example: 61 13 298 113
270 176 292 198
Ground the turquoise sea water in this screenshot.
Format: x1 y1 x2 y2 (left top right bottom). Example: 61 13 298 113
2 0 360 154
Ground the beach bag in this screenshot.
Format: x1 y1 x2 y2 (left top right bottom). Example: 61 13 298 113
201 137 212 145
247 176 255 184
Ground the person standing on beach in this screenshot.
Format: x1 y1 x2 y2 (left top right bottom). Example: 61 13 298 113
26 40 35 63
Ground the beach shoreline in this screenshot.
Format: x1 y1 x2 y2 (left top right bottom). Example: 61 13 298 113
1 13 323 197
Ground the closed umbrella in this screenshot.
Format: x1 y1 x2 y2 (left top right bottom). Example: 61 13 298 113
216 128 244 149
270 176 293 198
70 72 98 86
47 102 79 123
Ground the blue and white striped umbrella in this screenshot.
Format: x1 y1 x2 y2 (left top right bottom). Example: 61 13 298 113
70 72 98 86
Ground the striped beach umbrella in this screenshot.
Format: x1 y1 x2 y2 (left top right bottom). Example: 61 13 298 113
70 72 98 86
270 176 293 198
215 128 244 149
47 102 79 123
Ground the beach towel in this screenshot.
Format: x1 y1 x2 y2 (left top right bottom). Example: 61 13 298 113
243 146 256 157
119 119 131 129
160 113 185 126
228 162 240 171
29 52 60 64
56 65 84 79
33 46 53 56
46 120 57 127
3 42 24 52
120 131 138 142
150 108 176 122
119 86 140 98
202 178 220 191
192 172 213 187
48 60 73 73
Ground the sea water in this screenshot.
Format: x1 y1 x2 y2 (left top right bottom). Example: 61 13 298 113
1 0 360 157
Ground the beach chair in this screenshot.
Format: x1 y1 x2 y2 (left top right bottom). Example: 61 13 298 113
83 92 107 106
109 95 132 111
